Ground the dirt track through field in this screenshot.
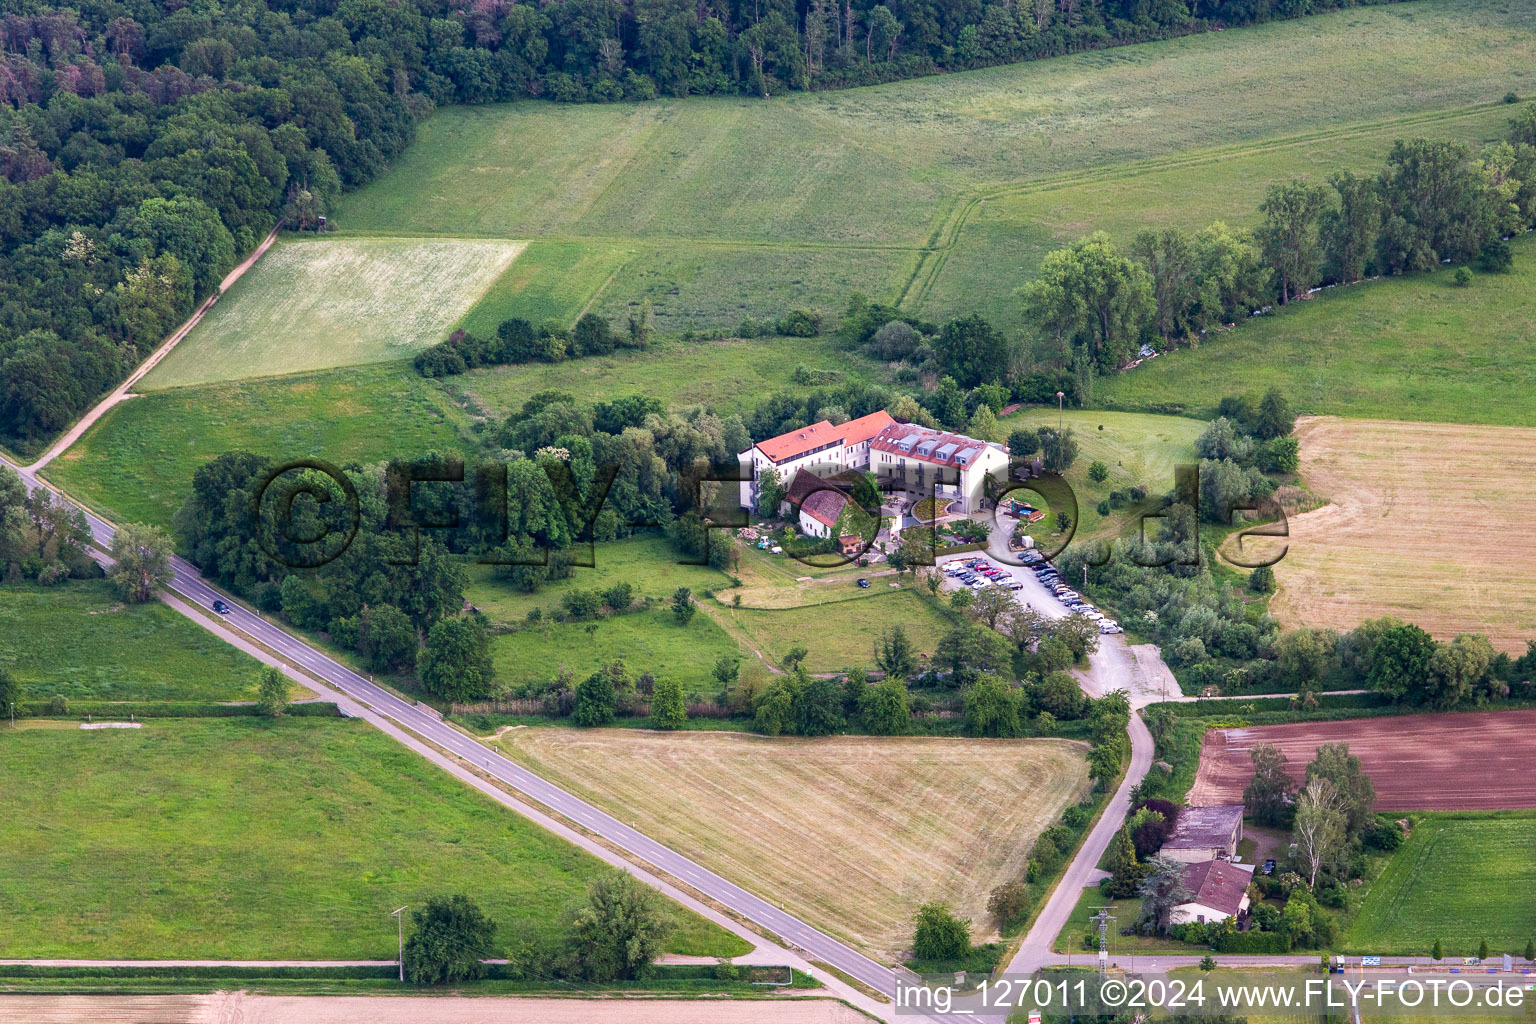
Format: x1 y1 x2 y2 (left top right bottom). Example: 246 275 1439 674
1267 416 1536 653
1187 709 1536 810
0 994 869 1024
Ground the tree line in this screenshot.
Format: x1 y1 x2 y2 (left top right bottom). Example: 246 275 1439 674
414 307 655 378
820 107 1536 418
1022 115 1536 397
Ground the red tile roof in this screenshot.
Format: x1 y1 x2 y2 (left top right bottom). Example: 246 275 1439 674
751 411 895 464
753 420 837 463
1178 859 1252 918
838 410 895 446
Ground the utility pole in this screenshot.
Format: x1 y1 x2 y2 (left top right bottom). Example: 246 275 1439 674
1090 907 1116 978
391 906 407 982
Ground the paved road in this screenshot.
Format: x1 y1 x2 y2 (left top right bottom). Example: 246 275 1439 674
932 538 1160 976
6 457 1007 1023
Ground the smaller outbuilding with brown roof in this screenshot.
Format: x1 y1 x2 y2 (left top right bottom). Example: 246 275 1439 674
1159 804 1244 863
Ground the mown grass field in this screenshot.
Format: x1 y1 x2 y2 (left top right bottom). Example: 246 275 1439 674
1346 814 1536 955
45 364 476 531
1264 416 1536 653
323 0 1536 330
463 536 729 625
492 605 743 697
336 2 1536 245
145 238 524 389
0 718 746 959
1097 235 1536 426
495 728 1091 957
914 103 1517 321
456 240 632 335
712 587 955 674
996 409 1205 544
0 580 264 703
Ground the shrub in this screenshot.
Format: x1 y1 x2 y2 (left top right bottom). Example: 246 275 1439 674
1248 565 1276 594
1215 930 1291 954
987 881 1031 929
1363 818 1404 851
1453 266 1473 287
562 589 603 619
1097 499 1111 516
912 902 970 962
1478 241 1513 273
776 308 822 337
1088 460 1109 483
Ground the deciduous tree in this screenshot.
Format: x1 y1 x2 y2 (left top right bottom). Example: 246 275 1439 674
108 523 172 603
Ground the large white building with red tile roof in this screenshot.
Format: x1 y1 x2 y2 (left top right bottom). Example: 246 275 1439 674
737 410 895 513
739 411 1008 519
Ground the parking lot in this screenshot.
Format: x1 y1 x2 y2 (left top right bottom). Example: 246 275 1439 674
933 542 1120 635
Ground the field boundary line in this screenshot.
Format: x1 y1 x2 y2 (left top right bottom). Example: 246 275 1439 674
26 223 283 472
898 101 1506 310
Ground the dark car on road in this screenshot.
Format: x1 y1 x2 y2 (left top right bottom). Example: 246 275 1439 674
212 599 231 615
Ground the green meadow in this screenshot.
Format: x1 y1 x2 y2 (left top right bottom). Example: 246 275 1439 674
996 409 1206 542
145 237 523 389
914 103 1518 323
464 535 729 626
1096 234 1536 426
0 717 747 959
1347 813 1536 955
0 580 263 703
714 588 957 675
456 332 888 418
335 1 1536 245
45 364 476 531
320 0 1536 330
494 605 743 697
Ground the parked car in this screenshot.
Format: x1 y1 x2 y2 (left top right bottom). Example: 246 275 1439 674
1262 859 1276 876
856 578 871 588
1006 581 1024 590
1099 621 1122 634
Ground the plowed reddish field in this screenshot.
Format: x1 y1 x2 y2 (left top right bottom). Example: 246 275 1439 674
1187 709 1536 811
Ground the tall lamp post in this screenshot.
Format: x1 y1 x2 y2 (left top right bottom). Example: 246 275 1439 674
391 906 407 982
1056 391 1065 434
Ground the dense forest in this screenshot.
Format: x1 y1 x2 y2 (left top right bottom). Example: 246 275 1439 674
0 0 1409 453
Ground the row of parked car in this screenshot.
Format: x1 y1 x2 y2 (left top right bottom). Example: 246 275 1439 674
943 558 1024 591
1025 557 1123 634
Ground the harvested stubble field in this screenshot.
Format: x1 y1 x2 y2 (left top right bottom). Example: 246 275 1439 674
495 729 1091 957
1264 416 1536 652
1187 709 1536 811
0 995 873 1024
144 238 524 389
